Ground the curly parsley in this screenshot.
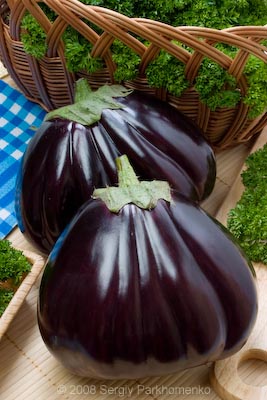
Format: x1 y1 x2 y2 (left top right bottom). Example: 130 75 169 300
0 240 31 317
20 0 267 117
146 50 189 98
227 144 267 264
0 290 14 317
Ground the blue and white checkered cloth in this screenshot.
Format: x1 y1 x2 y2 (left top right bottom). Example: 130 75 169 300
0 80 46 238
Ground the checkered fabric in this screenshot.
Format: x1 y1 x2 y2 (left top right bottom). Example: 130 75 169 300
0 80 46 238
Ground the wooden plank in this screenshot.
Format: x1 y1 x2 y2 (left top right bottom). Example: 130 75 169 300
211 128 267 400
1 73 266 400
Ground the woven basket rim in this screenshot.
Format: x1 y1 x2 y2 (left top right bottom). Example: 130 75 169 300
1 0 267 149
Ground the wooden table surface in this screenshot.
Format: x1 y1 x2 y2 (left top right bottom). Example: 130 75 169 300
0 69 267 400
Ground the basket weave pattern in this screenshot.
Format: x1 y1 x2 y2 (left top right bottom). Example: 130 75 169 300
1 0 267 149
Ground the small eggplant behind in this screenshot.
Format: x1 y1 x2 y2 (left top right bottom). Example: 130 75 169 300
37 156 257 380
15 81 216 254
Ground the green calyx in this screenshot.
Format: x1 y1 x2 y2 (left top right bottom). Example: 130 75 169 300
92 155 172 213
45 78 132 126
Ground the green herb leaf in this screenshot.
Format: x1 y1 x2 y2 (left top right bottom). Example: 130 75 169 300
20 0 267 117
227 143 267 264
63 27 103 73
0 289 14 317
146 50 189 97
243 55 267 118
195 57 241 110
21 13 48 59
112 40 141 82
0 240 31 285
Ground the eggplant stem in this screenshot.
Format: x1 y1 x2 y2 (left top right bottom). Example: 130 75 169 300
45 79 132 126
116 155 140 187
92 155 172 213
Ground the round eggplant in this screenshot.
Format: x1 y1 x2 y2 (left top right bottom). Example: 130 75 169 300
15 81 216 254
37 156 257 380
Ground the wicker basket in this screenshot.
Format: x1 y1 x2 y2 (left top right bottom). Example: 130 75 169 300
1 0 267 150
0 248 44 340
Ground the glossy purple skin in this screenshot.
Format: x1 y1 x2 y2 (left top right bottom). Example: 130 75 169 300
16 91 216 254
37 193 257 379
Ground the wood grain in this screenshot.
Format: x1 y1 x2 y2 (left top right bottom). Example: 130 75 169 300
211 128 267 400
1 74 266 400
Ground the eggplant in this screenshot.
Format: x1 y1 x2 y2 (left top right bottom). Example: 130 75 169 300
15 80 216 254
37 156 257 380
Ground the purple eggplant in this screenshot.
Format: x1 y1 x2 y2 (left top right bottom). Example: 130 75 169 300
37 156 257 380
16 80 216 254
